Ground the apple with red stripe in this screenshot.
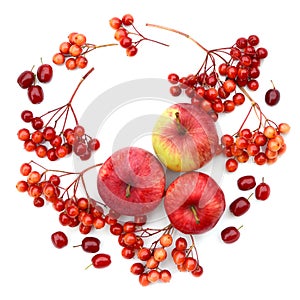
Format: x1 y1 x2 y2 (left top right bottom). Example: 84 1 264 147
97 147 166 217
152 103 219 172
164 171 225 234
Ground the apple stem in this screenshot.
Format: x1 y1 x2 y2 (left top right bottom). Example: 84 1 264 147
190 206 200 224
175 112 186 135
125 184 131 198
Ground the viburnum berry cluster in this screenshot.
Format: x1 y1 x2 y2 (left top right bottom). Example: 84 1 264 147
17 68 100 161
52 32 117 70
109 14 168 56
164 33 267 119
15 13 291 287
145 23 290 171
221 100 290 172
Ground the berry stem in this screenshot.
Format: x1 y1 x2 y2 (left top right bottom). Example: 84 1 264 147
68 67 95 105
146 23 208 53
189 234 199 263
83 43 118 55
233 105 253 136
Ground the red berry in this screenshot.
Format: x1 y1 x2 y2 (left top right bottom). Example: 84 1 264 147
237 175 256 190
122 14 134 26
221 226 241 243
17 70 35 89
109 17 122 29
229 196 251 216
89 253 111 269
52 53 65 65
255 180 270 200
21 110 33 123
120 36 132 48
225 158 238 172
37 64 53 83
265 84 280 106
74 237 100 253
27 85 44 104
126 45 138 57
51 231 68 249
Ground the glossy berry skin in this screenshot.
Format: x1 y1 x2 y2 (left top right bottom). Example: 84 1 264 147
221 226 240 243
17 70 35 89
91 253 111 268
76 237 100 253
28 85 44 104
37 64 53 83
229 197 250 216
265 88 280 106
51 231 68 249
255 182 270 200
237 175 256 190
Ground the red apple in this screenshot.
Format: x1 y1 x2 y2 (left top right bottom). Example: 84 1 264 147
97 147 166 216
152 103 219 172
164 171 225 234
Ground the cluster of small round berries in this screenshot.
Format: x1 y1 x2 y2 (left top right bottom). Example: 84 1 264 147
108 222 203 286
167 34 268 120
221 122 290 172
17 68 100 161
16 162 117 234
52 33 89 70
109 14 168 57
109 14 138 56
18 112 100 161
221 175 270 243
17 63 53 104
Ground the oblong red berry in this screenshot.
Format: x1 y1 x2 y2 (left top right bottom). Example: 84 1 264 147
237 175 256 190
255 182 270 200
91 253 111 268
229 197 250 216
17 70 35 89
221 226 240 243
27 85 44 104
51 231 68 249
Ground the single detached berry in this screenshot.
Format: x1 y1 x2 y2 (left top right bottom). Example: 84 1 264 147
229 195 252 216
237 175 256 190
73 236 100 253
221 226 242 243
37 63 53 83
17 70 35 89
27 85 44 104
255 179 270 200
51 231 68 249
86 253 111 269
265 81 280 106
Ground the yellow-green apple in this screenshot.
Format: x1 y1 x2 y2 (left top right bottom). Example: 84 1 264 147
152 103 219 172
164 171 225 234
97 147 166 216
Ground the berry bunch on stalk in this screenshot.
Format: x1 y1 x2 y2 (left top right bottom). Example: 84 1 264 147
52 32 117 70
17 68 100 161
109 14 169 56
146 23 290 171
16 159 203 285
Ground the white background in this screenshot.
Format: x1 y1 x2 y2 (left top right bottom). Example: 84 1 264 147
1 0 300 299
